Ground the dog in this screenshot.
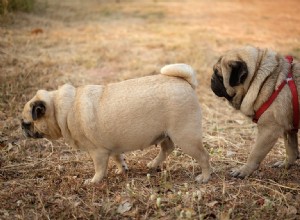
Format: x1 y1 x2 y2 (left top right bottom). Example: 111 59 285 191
211 46 300 178
21 64 212 184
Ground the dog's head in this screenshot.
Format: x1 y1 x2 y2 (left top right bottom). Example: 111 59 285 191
211 46 260 110
21 90 61 139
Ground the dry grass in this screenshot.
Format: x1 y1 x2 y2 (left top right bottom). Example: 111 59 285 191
1 0 300 219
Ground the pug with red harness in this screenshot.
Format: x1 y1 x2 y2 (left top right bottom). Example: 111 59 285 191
211 46 300 178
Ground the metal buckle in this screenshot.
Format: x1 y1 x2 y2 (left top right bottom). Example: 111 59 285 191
286 77 293 83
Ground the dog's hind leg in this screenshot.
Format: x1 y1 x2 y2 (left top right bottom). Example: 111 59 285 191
169 124 212 183
111 154 128 174
273 131 299 168
178 138 212 183
147 137 175 169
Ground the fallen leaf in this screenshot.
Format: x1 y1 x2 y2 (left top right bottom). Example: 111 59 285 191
0 111 6 120
235 120 244 125
31 28 43 35
287 205 297 216
115 195 122 203
285 192 293 201
226 150 236 157
7 143 14 151
206 201 218 208
117 201 132 214
219 208 232 220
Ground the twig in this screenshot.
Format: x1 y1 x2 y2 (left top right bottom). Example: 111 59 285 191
252 178 300 191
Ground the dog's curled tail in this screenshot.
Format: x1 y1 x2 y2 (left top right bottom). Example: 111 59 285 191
160 63 198 89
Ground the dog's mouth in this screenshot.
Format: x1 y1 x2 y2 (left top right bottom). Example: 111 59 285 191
211 73 234 101
21 120 44 139
23 130 44 139
229 90 247 110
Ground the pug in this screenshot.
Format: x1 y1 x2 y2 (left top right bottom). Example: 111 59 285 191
211 46 300 178
21 63 212 184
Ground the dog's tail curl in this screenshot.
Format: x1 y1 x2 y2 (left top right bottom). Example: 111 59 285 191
160 63 198 89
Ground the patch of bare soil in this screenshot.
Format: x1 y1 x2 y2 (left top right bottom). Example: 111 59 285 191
1 0 300 219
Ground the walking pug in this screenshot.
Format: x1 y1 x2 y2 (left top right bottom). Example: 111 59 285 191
21 64 212 184
211 46 300 178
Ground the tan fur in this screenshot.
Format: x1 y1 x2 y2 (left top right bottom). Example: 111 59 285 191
22 64 212 184
213 46 300 178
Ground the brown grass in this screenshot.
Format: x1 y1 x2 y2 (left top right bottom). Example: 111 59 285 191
1 0 300 219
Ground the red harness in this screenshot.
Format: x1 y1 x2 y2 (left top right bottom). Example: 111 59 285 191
253 56 299 133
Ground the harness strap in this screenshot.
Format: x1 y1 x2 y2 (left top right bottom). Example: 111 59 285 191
252 78 286 123
253 56 299 133
288 74 299 132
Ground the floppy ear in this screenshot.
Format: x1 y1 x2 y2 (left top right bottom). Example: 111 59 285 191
31 101 46 120
229 61 248 87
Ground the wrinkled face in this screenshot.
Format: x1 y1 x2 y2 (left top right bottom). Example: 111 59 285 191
21 91 61 140
211 55 249 110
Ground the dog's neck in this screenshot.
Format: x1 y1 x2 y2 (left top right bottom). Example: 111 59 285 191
53 84 79 148
240 49 284 117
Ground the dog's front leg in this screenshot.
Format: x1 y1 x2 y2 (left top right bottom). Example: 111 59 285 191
231 124 282 178
85 149 109 184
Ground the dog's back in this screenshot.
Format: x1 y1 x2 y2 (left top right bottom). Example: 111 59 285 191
66 64 197 150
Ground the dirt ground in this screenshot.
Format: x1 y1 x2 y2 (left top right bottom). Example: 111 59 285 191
1 0 300 219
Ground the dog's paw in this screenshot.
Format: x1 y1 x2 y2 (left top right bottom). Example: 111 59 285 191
84 173 105 185
84 178 102 185
84 179 94 185
230 164 259 178
272 161 290 169
147 162 161 172
230 169 246 178
195 173 211 183
230 167 251 178
147 161 159 169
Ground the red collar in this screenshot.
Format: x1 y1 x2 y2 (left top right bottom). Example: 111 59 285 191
253 56 299 133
